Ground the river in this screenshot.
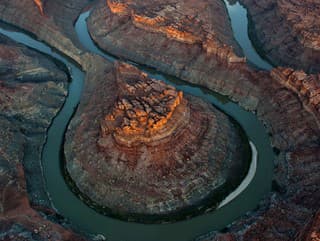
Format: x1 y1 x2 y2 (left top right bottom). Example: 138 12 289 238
0 1 274 241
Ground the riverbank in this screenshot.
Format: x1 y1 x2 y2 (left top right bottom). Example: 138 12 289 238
0 2 271 240
86 1 320 240
0 0 318 241
0 30 87 241
238 0 320 73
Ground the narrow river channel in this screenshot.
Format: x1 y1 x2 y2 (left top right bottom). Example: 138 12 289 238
0 1 274 241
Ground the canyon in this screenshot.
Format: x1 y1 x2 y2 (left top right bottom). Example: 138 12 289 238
65 62 250 221
0 0 318 240
88 0 320 239
0 34 85 240
238 0 320 73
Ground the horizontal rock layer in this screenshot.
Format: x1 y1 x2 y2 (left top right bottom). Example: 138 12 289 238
65 62 250 221
238 0 320 73
0 0 319 239
87 0 320 239
0 34 85 240
0 0 90 64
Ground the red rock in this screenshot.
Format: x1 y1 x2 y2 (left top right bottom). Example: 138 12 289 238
0 35 85 240
1 0 320 239
297 210 320 241
33 0 44 15
239 0 320 73
87 0 320 235
89 0 245 71
65 62 250 221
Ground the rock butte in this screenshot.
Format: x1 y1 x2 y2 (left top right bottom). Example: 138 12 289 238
65 62 250 220
100 64 185 146
89 0 320 239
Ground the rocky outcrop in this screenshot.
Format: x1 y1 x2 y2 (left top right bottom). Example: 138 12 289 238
105 0 245 63
89 0 245 77
100 64 185 145
0 0 319 239
65 62 250 222
271 68 320 127
238 0 320 73
0 0 90 64
87 0 320 239
0 34 85 240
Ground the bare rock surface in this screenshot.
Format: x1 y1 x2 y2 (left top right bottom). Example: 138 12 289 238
0 0 319 240
0 0 90 64
238 0 320 73
88 0 245 80
0 34 86 240
65 62 250 222
87 0 320 239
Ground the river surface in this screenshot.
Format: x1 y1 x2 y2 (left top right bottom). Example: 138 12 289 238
0 1 274 241
224 1 273 70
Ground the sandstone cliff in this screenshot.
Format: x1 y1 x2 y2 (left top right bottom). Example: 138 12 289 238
239 0 320 73
0 34 85 241
87 0 320 239
0 0 319 240
0 0 90 64
65 62 250 222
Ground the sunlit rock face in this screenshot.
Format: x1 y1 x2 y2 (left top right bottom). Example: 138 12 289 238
65 62 250 222
99 64 185 147
102 0 245 64
32 0 44 15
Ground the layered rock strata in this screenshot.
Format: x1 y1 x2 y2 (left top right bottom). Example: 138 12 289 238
0 0 319 239
238 0 320 73
0 0 90 63
0 34 85 240
87 0 320 239
65 62 250 221
89 0 245 76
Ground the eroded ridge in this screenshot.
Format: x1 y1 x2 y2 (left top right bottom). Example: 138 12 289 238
106 0 245 63
100 63 186 147
66 62 250 220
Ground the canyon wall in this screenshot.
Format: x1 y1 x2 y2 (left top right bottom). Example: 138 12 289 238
87 0 320 239
0 0 319 240
238 0 320 73
0 34 86 241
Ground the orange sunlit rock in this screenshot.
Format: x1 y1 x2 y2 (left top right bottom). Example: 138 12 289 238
106 0 245 63
33 0 44 16
107 0 130 15
66 61 249 220
100 62 186 146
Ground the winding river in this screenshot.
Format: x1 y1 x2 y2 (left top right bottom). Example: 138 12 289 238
0 1 274 241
